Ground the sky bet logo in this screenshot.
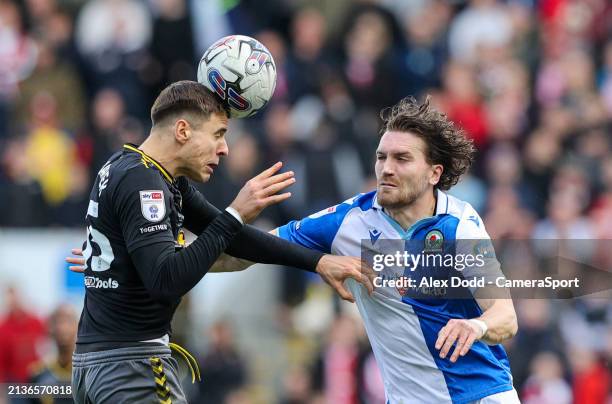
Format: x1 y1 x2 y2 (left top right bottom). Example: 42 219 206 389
85 276 119 289
141 192 162 200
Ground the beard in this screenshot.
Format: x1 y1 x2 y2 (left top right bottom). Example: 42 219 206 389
377 172 430 210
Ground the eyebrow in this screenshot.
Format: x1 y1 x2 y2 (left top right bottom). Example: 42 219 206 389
376 150 413 156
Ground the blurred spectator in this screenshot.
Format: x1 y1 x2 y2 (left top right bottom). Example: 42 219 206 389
439 61 489 147
399 0 450 96
311 315 360 404
600 39 612 116
483 186 535 239
569 346 610 404
0 0 37 137
75 0 152 120
146 0 196 99
285 7 330 103
448 0 513 64
590 155 612 240
28 303 77 404
484 142 538 211
448 173 487 212
15 36 85 133
0 137 48 226
340 5 403 110
85 87 144 177
521 351 572 404
75 0 150 57
533 188 594 241
508 300 562 389
0 286 46 383
279 366 316 404
195 321 247 404
23 92 77 207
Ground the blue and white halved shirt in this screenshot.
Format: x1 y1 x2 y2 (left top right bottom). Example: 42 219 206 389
277 190 514 404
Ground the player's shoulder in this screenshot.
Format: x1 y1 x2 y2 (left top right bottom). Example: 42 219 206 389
306 191 375 220
352 190 377 211
442 191 489 238
107 150 167 192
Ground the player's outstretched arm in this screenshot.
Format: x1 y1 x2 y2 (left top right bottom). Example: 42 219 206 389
66 248 254 274
209 253 253 273
178 176 327 275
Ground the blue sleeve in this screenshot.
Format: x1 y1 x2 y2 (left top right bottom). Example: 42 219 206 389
277 202 353 254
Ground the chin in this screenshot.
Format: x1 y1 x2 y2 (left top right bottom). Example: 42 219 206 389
376 193 394 206
185 171 210 183
200 172 212 182
377 191 404 209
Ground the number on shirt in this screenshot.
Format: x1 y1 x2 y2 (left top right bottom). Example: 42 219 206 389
83 226 115 272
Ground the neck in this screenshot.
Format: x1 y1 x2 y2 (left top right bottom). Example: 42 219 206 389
385 189 437 231
138 133 180 178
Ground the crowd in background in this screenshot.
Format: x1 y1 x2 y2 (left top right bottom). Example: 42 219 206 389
1 0 612 403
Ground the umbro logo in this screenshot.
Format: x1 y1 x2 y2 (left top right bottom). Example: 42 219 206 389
369 229 382 244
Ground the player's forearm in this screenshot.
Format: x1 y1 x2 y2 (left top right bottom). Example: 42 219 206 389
133 211 243 301
180 183 323 271
209 253 254 272
476 299 518 344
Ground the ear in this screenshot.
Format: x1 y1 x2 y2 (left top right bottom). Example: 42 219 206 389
174 119 190 145
430 164 443 186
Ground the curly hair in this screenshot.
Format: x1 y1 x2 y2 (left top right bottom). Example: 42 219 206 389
379 96 476 190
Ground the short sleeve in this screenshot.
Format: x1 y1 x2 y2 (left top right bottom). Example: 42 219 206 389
455 209 503 282
277 203 353 254
114 167 175 253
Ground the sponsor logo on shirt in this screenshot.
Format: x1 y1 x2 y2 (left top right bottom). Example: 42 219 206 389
140 190 165 222
308 205 337 219
84 276 119 289
139 223 169 234
369 228 382 244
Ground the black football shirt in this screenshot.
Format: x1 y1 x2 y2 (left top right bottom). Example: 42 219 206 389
77 144 192 344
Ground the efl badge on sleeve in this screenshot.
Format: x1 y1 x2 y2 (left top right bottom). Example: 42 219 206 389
140 190 165 222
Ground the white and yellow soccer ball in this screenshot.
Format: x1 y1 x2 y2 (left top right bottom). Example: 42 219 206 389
197 35 277 118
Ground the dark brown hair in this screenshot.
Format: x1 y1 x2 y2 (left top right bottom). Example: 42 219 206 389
150 80 228 126
380 96 476 190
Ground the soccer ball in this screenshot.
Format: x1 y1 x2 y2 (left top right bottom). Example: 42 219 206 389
197 35 277 118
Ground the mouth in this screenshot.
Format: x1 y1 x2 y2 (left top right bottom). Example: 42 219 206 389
378 182 397 188
206 163 218 174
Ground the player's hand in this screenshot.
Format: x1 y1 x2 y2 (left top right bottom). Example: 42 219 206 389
435 319 485 363
230 162 295 223
66 248 86 273
315 255 375 303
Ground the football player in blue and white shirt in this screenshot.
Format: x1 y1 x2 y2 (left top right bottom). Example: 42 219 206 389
214 97 520 404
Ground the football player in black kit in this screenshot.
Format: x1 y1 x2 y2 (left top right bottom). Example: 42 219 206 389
68 81 373 403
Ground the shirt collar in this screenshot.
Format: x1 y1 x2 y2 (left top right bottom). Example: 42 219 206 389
123 143 175 184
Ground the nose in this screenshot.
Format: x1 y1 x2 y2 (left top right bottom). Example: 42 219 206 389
218 138 229 157
381 158 395 177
